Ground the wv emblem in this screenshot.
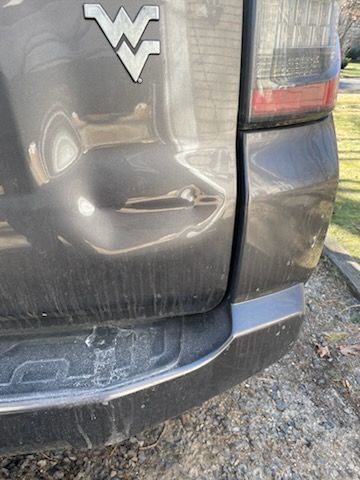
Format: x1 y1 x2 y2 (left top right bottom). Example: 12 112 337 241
84 4 160 83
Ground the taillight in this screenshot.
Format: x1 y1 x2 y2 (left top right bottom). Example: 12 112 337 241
240 0 340 127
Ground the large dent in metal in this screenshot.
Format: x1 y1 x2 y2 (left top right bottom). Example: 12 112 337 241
0 0 243 326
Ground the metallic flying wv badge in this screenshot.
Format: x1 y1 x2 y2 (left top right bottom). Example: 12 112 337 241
84 4 160 83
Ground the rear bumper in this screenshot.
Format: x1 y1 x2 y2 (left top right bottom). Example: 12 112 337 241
0 285 304 455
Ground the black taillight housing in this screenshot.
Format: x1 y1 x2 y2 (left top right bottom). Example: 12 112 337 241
240 0 340 128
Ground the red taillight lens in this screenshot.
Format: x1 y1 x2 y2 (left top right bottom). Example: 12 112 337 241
251 77 339 115
244 0 340 126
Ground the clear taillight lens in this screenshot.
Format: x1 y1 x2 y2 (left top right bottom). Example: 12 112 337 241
245 0 340 126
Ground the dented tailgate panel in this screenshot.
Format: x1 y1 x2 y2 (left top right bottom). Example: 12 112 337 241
0 0 242 327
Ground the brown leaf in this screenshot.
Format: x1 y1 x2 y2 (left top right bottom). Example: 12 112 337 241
315 344 331 358
338 343 360 357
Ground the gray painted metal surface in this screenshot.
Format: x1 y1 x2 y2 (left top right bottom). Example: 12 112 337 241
0 0 243 327
233 117 339 302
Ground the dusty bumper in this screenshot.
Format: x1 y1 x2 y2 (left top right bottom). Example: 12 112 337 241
0 285 304 455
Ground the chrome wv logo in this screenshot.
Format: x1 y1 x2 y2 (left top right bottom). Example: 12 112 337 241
84 4 160 83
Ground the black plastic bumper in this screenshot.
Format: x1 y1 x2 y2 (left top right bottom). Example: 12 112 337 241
0 285 304 455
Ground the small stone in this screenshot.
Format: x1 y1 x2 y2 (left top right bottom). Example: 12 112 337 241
138 452 147 463
54 471 65 479
271 384 280 400
0 468 9 478
37 460 47 469
276 400 287 412
321 419 335 431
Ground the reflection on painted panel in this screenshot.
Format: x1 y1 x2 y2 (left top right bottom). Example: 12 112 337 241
0 0 243 327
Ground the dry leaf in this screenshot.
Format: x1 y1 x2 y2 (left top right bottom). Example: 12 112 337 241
338 344 360 357
316 344 331 358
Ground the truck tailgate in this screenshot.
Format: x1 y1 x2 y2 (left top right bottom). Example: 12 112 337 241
0 0 243 327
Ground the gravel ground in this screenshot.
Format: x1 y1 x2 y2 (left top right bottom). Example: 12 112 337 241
1 258 359 480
